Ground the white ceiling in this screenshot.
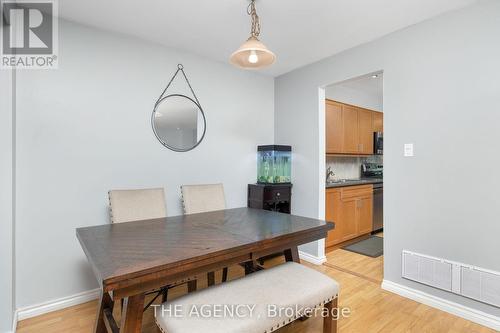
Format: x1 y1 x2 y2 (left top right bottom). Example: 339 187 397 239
325 72 384 111
58 0 478 77
328 72 384 96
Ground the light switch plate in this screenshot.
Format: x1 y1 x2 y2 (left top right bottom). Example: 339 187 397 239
404 143 414 157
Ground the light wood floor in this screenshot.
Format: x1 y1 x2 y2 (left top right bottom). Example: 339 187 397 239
17 248 495 333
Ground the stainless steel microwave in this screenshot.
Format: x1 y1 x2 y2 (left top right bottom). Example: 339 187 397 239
374 132 383 155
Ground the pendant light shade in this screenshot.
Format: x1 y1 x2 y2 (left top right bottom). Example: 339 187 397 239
230 0 276 70
230 36 276 69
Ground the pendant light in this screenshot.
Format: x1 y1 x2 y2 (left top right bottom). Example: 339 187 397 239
230 0 276 69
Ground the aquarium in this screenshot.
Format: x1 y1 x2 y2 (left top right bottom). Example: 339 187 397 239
257 145 291 184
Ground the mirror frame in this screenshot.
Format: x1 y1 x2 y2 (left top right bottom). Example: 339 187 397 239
151 93 207 152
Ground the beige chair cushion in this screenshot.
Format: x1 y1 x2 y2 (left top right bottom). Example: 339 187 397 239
108 188 167 223
156 262 339 333
181 184 226 214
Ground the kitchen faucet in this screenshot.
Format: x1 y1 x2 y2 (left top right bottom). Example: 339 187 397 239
326 166 335 183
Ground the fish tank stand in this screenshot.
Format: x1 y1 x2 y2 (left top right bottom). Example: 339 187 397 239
247 183 293 265
247 183 292 214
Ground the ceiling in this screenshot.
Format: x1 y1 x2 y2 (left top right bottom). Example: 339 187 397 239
325 72 383 111
327 72 384 97
58 0 478 77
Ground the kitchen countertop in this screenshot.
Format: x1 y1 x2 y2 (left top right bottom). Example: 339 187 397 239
326 178 383 188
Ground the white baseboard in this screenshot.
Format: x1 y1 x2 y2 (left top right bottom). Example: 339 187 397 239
299 250 326 265
382 279 500 331
16 288 100 322
12 308 18 333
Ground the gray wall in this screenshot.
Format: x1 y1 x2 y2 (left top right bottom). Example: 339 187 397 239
275 0 500 316
0 69 14 331
14 19 274 308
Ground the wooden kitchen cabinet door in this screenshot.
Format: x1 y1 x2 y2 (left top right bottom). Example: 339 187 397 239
357 196 373 235
358 108 374 154
325 185 373 248
340 196 358 241
325 188 343 247
342 105 359 153
325 101 343 154
373 111 383 132
325 100 383 155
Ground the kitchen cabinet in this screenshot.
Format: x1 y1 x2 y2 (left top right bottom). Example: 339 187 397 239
325 188 343 246
339 196 359 241
325 185 373 248
325 100 343 154
357 196 373 235
325 99 383 155
373 111 383 132
342 105 360 153
358 109 374 154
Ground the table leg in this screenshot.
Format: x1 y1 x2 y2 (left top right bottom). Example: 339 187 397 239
222 267 228 282
94 290 114 333
187 280 197 292
284 246 300 263
323 298 338 333
207 271 215 286
120 294 145 333
243 261 255 275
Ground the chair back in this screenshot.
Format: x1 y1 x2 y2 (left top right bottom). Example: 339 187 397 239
108 188 167 223
181 184 226 214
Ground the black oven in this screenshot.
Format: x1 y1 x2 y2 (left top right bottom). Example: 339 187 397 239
374 132 383 155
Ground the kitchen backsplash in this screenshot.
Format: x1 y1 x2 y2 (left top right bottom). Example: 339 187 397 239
326 155 383 180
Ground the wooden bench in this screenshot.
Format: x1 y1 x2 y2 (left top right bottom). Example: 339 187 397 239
155 262 339 333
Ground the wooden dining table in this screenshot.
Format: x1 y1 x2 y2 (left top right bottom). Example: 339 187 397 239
76 207 334 333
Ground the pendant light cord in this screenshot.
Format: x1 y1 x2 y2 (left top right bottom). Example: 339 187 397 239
247 0 261 38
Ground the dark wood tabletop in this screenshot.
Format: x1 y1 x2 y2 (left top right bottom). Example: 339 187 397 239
77 207 334 333
77 207 333 289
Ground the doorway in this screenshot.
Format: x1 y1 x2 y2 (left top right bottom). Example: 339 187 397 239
321 71 384 284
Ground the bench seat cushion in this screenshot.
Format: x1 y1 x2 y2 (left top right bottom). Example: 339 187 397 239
156 262 339 333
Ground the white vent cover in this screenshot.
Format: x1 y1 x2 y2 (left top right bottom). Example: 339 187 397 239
402 251 452 291
461 266 500 307
402 250 500 308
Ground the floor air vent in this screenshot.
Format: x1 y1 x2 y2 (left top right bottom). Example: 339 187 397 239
402 250 500 308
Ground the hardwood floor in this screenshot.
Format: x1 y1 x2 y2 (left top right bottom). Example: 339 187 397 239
324 249 383 284
17 250 495 333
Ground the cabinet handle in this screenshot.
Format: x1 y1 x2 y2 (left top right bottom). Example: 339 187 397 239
359 143 364 152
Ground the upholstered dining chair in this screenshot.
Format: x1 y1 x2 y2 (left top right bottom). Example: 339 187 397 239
109 188 167 224
108 188 197 308
180 184 229 286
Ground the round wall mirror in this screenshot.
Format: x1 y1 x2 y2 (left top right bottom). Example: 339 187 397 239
151 94 207 152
